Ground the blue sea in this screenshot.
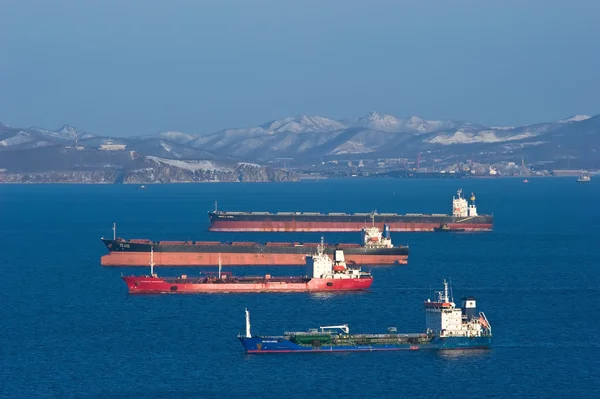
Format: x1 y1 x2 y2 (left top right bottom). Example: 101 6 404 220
1 178 599 398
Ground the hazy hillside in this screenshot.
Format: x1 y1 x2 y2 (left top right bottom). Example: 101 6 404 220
1 111 599 172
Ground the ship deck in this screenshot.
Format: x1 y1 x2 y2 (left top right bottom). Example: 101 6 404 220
280 332 432 346
160 276 312 284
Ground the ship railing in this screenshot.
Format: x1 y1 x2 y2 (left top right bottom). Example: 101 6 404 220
286 332 428 339
284 331 334 337
349 333 428 339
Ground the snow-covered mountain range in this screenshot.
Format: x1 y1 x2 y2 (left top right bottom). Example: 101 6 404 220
1 112 598 166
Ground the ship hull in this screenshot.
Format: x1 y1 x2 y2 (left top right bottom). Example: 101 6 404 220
239 336 491 353
208 213 493 232
101 239 408 267
122 275 373 293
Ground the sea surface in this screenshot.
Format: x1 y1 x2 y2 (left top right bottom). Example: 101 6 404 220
1 178 599 398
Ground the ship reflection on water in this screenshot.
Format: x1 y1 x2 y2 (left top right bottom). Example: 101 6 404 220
437 348 491 360
308 290 371 300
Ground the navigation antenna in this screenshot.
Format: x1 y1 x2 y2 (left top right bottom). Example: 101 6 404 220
113 222 116 240
150 245 155 276
218 253 222 279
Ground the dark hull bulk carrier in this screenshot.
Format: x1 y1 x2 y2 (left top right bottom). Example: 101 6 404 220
101 224 408 267
208 189 493 233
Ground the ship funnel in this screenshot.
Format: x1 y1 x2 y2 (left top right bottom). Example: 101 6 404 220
334 250 345 263
383 224 391 239
461 297 477 320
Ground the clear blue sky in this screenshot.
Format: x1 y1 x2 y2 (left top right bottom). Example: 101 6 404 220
1 0 599 136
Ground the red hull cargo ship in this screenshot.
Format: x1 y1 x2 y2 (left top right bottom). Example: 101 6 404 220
101 224 408 267
208 189 493 233
123 243 373 294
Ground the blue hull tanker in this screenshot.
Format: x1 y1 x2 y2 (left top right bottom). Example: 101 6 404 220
239 279 492 354
239 336 492 353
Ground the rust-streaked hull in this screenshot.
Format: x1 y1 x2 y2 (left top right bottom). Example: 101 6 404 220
208 220 492 232
102 251 408 266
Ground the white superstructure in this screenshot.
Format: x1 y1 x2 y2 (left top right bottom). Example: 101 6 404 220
305 238 371 280
361 223 393 248
424 279 491 338
452 189 478 217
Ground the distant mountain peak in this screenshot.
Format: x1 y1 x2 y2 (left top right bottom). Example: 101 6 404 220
363 111 398 121
352 112 457 134
408 115 424 123
259 114 347 134
57 124 81 134
357 112 401 132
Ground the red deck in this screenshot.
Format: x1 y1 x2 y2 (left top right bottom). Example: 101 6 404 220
122 275 373 293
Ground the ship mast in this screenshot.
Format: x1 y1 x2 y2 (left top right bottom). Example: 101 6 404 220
245 308 251 338
442 279 449 302
218 253 222 279
113 222 116 240
150 245 155 276
214 201 218 212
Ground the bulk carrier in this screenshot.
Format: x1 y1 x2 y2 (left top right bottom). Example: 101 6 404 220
239 279 492 353
101 224 408 267
122 241 373 294
208 189 493 232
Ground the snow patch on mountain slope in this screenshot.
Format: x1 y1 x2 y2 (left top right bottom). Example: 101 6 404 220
147 156 232 171
426 130 539 145
237 162 261 168
329 141 376 155
558 115 591 123
349 112 457 134
352 112 402 132
31 125 94 140
0 131 35 147
156 131 197 143
159 142 183 158
262 115 347 134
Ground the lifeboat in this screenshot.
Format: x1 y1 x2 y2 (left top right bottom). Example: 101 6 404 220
333 264 346 272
